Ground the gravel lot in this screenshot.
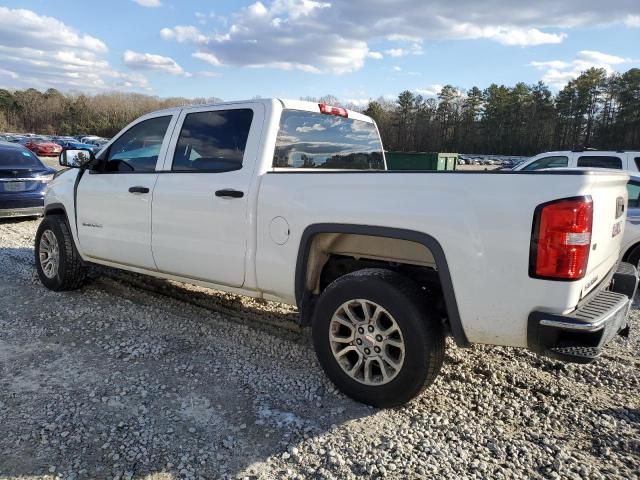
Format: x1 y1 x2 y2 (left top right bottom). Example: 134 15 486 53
1 218 638 480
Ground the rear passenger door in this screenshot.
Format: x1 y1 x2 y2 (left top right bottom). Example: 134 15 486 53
151 103 264 287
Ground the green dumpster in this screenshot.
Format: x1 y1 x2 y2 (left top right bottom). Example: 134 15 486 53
385 152 458 171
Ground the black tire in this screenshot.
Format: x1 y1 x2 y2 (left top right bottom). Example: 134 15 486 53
312 268 445 408
625 244 640 268
35 214 87 291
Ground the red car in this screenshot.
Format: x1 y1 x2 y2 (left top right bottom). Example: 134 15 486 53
23 137 62 157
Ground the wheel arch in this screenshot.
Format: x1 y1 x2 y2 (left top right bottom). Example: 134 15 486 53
622 241 640 263
295 223 469 347
44 202 68 218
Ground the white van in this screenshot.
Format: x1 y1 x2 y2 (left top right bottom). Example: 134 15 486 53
514 150 640 172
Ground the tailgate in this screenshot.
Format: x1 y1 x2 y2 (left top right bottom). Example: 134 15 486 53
580 171 629 297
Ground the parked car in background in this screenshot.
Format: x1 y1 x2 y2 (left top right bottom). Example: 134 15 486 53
23 137 63 157
514 150 640 172
621 174 640 266
56 139 101 153
0 142 55 218
52 136 76 144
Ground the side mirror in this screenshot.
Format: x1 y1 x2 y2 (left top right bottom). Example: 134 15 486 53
59 148 95 168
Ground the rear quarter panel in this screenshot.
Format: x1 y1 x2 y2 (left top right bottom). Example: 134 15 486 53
255 170 629 348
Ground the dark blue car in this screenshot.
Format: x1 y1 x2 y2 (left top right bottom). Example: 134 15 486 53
56 139 100 152
0 142 56 219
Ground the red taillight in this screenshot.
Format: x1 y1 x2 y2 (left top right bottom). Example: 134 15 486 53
319 103 348 118
530 197 593 280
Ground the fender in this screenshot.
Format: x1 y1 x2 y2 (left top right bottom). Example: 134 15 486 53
294 223 469 347
44 202 68 217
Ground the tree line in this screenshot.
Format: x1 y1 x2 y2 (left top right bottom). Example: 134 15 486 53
0 88 221 138
361 67 640 155
1 66 638 155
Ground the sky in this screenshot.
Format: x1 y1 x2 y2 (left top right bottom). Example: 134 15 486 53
0 0 638 103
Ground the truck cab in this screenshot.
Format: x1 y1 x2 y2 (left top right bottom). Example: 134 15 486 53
515 150 640 172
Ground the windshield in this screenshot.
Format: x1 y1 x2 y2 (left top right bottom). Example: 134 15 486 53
273 110 385 170
0 147 45 169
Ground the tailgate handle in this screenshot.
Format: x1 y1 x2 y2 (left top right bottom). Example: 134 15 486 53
215 189 244 199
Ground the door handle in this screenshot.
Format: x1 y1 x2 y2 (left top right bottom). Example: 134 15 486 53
129 186 150 194
215 189 244 199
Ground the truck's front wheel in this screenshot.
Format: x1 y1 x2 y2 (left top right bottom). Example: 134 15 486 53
35 215 87 291
312 268 444 407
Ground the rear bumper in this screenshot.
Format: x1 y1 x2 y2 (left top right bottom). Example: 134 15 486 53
0 206 44 218
0 192 45 219
528 262 637 363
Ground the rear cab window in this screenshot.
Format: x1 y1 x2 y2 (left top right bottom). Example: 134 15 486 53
273 110 384 170
576 155 622 169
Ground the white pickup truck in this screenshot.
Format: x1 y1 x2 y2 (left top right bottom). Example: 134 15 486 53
36 99 637 407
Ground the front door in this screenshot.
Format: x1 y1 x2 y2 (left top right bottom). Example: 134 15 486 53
151 104 263 287
76 114 176 270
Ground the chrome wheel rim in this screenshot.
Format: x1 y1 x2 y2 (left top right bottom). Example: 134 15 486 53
39 230 60 279
329 299 405 386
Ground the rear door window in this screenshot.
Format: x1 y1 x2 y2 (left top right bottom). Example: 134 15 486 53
634 157 640 171
577 155 622 169
273 110 384 169
521 156 568 171
172 109 254 172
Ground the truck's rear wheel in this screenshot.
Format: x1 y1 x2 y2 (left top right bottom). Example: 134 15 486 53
35 215 87 291
312 268 444 407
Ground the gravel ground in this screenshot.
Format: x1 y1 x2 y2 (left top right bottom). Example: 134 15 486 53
1 218 638 480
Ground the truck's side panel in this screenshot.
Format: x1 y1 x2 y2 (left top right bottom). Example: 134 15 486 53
255 171 628 348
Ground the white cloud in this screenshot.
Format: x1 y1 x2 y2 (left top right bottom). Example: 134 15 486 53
271 0 331 19
415 84 443 97
180 1 370 74
529 60 571 70
123 50 189 76
0 7 148 91
160 26 208 43
192 51 222 66
0 68 19 79
529 50 633 88
392 66 402 72
195 11 228 27
624 14 640 27
0 7 106 53
577 50 627 65
132 0 162 7
384 43 424 57
449 23 566 46
160 0 639 75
